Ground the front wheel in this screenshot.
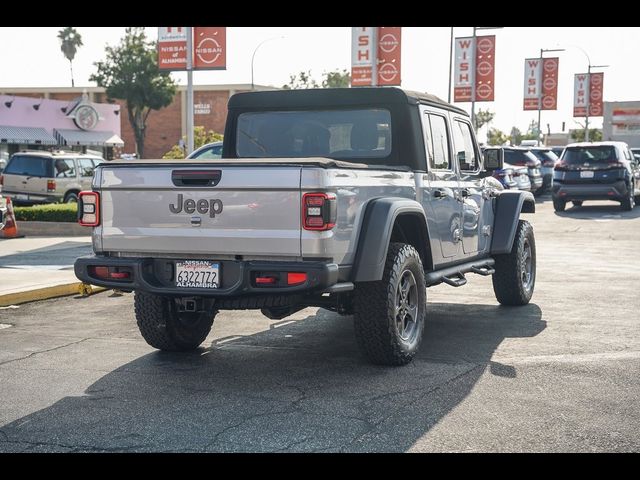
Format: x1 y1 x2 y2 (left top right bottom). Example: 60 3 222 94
353 243 426 366
134 291 216 351
492 220 536 306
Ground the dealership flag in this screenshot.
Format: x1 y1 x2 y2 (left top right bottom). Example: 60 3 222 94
524 57 559 111
351 27 375 86
573 73 589 117
351 27 402 87
454 36 495 102
589 72 604 116
376 27 401 86
159 27 227 71
158 27 188 70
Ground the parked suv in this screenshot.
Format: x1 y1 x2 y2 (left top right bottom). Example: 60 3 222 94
484 146 543 194
552 141 640 211
530 147 559 192
0 151 104 204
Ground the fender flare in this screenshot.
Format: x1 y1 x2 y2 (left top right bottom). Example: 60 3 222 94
490 190 535 255
352 197 429 282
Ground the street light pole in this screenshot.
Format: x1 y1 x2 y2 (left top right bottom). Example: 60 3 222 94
186 27 194 155
251 36 284 90
448 27 454 103
537 48 564 146
566 44 608 142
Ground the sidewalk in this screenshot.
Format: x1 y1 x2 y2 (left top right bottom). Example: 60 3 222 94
0 236 94 305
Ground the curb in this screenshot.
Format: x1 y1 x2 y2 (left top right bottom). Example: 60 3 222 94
0 282 109 307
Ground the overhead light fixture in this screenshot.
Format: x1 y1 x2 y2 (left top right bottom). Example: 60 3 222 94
33 99 43 111
4 99 13 108
114 110 120 116
61 106 67 113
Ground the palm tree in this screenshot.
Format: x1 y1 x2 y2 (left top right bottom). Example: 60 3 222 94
57 27 83 87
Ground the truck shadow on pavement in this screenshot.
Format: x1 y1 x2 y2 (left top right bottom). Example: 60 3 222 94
554 204 640 220
0 302 544 452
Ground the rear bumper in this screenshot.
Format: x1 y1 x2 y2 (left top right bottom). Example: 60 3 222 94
74 255 339 297
552 180 629 201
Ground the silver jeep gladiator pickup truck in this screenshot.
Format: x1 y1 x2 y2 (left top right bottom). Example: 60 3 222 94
75 87 536 366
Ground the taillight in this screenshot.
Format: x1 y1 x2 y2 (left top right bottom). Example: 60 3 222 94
0 174 4 186
78 191 100 227
47 180 56 192
302 192 337 231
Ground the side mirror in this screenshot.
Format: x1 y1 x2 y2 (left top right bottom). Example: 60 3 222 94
483 148 503 171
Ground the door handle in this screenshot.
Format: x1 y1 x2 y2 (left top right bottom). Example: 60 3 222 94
432 189 446 199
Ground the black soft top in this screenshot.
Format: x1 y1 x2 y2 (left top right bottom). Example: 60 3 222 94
228 87 468 116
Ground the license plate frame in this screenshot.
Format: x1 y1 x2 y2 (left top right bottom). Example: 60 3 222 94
175 260 220 289
580 171 595 178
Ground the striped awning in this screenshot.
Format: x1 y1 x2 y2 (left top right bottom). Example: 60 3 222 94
0 125 57 145
54 129 125 147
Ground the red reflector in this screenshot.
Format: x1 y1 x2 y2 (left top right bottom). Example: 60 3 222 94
607 192 615 196
287 272 307 285
109 271 130 279
306 216 324 227
255 276 277 285
91 266 109 278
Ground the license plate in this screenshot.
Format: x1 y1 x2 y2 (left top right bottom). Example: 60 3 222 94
580 171 595 178
175 260 220 288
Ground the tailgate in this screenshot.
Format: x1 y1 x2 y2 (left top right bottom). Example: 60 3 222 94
557 166 625 184
98 164 302 257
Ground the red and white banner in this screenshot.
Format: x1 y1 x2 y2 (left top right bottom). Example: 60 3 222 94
158 27 188 70
523 58 541 110
376 27 401 86
589 72 604 116
574 73 590 117
454 37 474 102
454 35 495 102
193 27 226 70
351 27 375 86
474 35 495 102
541 57 559 110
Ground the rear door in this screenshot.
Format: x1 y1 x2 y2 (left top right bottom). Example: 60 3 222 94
98 164 302 257
419 107 461 260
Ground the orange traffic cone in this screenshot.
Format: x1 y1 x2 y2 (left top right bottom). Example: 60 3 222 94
0 197 24 239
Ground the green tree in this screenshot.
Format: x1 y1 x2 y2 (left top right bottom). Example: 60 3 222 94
163 126 224 159
282 69 351 89
322 69 350 88
487 127 509 146
474 109 495 131
90 27 177 159
57 27 83 87
570 128 603 142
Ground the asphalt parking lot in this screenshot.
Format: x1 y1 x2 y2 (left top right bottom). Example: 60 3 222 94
1 198 639 452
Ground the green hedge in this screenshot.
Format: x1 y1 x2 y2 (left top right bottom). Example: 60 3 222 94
13 203 78 223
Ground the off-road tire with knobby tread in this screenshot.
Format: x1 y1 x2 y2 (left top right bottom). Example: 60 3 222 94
492 220 536 306
353 243 426 366
134 291 215 351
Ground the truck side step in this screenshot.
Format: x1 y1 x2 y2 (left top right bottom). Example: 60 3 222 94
440 273 467 287
425 258 496 287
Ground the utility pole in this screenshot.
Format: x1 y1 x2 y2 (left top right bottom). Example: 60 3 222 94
186 27 194 155
448 27 454 103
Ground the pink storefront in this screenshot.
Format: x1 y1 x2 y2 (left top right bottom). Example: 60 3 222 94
0 92 123 168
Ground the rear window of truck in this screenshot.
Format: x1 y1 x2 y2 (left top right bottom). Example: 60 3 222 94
236 109 392 159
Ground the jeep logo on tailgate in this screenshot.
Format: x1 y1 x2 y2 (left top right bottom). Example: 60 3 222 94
169 194 223 218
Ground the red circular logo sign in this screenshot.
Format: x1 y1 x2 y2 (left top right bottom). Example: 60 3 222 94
543 77 556 90
379 33 399 53
542 96 555 109
590 105 603 115
378 62 398 82
590 89 602 101
477 61 493 76
196 38 222 65
476 83 493 100
591 74 603 86
543 59 558 72
476 38 493 54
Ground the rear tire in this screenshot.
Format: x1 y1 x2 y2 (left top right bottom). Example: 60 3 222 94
621 181 635 211
64 191 79 203
553 198 566 212
492 220 536 306
353 243 426 366
571 201 583 207
134 291 215 351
